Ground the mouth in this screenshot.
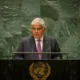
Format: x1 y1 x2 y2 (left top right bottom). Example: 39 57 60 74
34 34 39 36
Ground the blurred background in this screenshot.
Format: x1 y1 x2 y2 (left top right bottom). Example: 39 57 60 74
0 0 80 59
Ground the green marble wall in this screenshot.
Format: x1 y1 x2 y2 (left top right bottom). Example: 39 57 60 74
0 0 80 59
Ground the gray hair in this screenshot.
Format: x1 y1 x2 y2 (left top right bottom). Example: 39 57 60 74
31 18 46 28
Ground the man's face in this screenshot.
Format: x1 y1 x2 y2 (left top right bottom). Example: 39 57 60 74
32 23 46 39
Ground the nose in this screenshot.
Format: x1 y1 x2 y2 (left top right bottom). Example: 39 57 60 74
35 29 38 33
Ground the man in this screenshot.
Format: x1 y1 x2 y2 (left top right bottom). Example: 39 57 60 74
14 18 61 60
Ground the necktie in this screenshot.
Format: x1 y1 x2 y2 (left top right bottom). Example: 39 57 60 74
37 40 42 60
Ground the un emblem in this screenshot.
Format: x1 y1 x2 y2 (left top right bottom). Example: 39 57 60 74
29 61 51 80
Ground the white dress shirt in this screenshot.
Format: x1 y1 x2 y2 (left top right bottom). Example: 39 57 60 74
35 36 43 51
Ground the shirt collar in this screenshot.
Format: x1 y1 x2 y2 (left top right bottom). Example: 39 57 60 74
35 36 44 41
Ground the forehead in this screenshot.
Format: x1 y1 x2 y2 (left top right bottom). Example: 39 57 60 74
32 23 43 27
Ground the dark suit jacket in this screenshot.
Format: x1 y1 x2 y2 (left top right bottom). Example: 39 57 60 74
14 35 61 60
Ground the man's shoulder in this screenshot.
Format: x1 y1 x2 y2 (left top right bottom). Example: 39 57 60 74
45 35 56 41
21 36 32 42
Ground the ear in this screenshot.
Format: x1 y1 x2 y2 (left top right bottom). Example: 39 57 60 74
44 27 46 31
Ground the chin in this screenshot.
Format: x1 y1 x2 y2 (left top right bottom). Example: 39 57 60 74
36 37 40 39
34 37 40 39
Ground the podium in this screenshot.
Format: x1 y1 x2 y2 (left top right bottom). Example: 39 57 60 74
0 52 79 80
0 60 79 80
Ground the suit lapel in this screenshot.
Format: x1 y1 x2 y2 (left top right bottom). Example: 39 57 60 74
29 36 37 52
43 35 50 52
28 36 38 59
42 35 51 59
